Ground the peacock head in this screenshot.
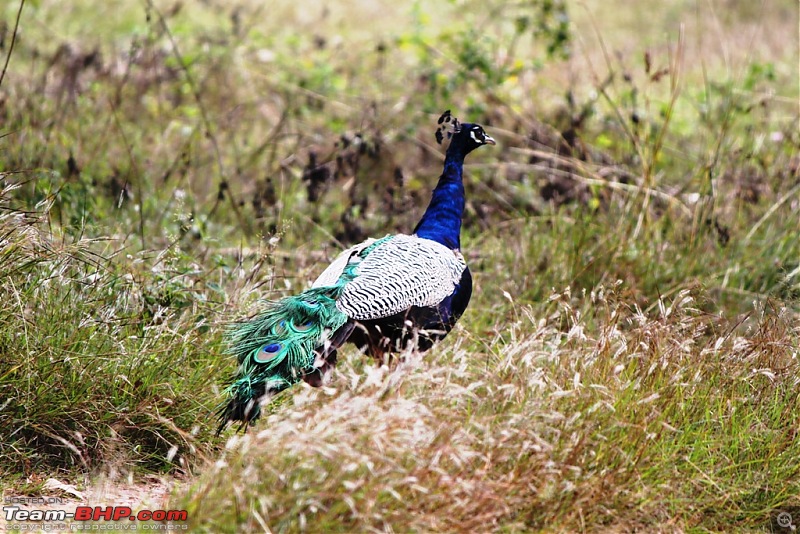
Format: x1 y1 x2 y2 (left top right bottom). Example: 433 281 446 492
435 110 496 155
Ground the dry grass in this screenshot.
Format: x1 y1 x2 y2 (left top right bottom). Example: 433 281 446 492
178 288 800 531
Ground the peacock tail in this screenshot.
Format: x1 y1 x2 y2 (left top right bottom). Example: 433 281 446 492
217 236 395 431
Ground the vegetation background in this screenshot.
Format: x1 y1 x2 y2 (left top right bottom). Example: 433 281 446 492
1 0 798 531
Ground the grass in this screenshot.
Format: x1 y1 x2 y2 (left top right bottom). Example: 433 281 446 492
178 289 800 531
1 0 799 530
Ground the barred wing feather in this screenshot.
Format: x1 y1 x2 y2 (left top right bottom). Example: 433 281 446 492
319 234 466 321
312 238 377 289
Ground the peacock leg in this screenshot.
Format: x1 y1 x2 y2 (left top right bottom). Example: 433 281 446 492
302 350 338 387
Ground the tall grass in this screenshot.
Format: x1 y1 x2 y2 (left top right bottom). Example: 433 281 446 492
0 181 227 480
178 288 800 531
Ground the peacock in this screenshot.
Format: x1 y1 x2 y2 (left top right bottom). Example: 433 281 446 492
217 110 495 432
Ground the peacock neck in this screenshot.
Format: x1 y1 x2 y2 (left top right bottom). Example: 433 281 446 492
413 148 467 250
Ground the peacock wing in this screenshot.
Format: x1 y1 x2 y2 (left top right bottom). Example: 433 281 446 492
312 238 378 289
331 234 466 321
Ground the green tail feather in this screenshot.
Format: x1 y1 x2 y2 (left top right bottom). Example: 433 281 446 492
217 287 349 431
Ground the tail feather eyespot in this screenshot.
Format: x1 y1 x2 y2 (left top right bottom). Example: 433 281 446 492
294 320 314 332
254 343 282 363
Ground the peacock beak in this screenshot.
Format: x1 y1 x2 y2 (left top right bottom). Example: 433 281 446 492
484 135 496 146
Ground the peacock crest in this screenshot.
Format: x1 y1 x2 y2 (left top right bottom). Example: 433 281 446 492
435 109 461 145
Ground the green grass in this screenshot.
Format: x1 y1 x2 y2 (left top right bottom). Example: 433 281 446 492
1 0 799 530
0 192 226 478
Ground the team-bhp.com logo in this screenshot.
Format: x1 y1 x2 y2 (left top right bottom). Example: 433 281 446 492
3 501 188 531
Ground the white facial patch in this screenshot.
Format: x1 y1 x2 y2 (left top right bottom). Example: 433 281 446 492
470 130 481 143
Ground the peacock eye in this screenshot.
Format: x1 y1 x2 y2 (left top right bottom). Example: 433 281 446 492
294 321 314 332
263 343 281 353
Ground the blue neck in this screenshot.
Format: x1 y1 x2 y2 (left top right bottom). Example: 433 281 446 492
413 148 466 250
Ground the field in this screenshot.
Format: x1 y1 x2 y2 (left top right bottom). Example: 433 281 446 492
1 0 799 531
